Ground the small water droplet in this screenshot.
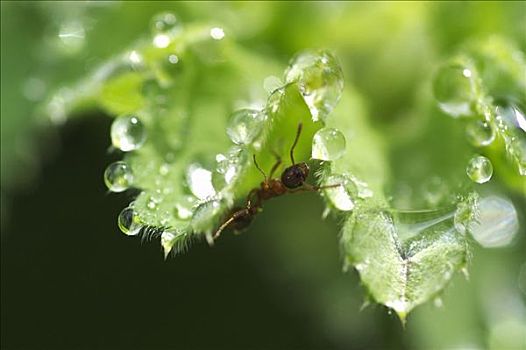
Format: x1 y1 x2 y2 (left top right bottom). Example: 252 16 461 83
186 164 216 200
118 207 141 236
466 120 495 147
266 87 285 115
433 297 444 308
466 155 493 184
126 50 144 70
191 199 223 233
433 63 476 117
167 54 179 64
470 195 518 248
175 195 196 220
153 34 171 48
110 115 147 152
151 12 181 34
312 127 346 161
210 27 225 40
284 50 343 121
226 109 266 145
104 161 134 192
324 174 357 211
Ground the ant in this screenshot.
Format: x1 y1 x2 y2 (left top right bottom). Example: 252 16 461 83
213 123 341 240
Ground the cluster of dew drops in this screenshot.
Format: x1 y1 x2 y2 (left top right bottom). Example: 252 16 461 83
101 13 352 251
432 61 526 183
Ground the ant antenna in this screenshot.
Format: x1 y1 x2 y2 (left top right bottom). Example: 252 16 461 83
290 123 303 165
253 154 267 181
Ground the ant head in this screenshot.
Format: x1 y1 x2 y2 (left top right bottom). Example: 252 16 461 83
281 162 309 189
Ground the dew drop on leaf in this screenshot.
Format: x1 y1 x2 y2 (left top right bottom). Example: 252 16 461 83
466 155 493 184
175 195 196 220
213 147 248 190
470 195 518 248
466 120 495 147
284 50 343 121
432 63 475 117
226 109 266 145
191 199 222 233
104 161 134 192
323 174 357 211
118 207 141 236
110 115 147 152
161 230 178 258
312 127 346 161
186 164 216 200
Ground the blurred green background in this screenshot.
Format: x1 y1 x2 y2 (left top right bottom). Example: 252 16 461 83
1 2 525 349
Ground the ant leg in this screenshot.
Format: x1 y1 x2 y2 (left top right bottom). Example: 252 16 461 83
213 208 250 240
289 123 303 165
253 154 267 181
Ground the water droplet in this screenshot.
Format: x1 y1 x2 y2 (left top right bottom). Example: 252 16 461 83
191 199 223 233
167 54 179 64
263 76 283 94
161 230 183 258
466 155 493 184
153 34 171 48
150 12 181 34
213 147 248 190
323 174 357 211
57 21 86 54
433 297 444 308
312 127 346 161
118 207 141 236
470 195 518 248
432 63 476 117
175 195 196 220
466 120 495 147
126 50 144 70
284 50 343 121
210 27 225 40
110 115 147 152
104 161 134 192
266 87 285 115
186 164 216 200
226 109 266 145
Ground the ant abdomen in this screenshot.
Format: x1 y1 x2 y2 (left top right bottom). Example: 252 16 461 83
281 162 309 189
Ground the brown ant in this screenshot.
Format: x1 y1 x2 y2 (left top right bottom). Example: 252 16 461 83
213 123 341 240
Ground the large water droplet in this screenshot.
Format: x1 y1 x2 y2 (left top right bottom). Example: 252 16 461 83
191 199 223 233
226 109 266 145
110 115 147 152
118 207 141 236
186 164 216 200
104 161 134 192
312 127 346 161
433 63 475 117
466 120 495 147
323 174 357 211
466 155 493 184
470 195 518 248
284 50 343 121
